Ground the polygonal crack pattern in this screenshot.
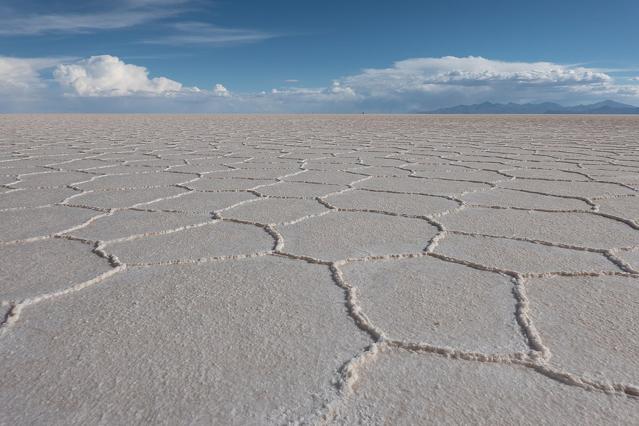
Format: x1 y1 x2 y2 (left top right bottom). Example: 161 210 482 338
0 115 638 424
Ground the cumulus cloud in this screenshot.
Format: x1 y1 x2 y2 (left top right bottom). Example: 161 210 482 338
342 56 611 90
332 56 623 111
212 83 231 97
53 55 183 96
262 57 639 111
2 54 639 112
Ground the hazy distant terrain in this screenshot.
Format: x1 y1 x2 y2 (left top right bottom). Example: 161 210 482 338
427 100 639 114
1 115 638 424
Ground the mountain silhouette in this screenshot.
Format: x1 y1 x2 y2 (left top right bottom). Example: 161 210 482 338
425 100 639 114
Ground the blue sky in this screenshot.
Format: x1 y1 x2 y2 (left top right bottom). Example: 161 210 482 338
1 0 638 112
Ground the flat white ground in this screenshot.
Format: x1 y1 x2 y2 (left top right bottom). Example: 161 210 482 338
1 115 638 424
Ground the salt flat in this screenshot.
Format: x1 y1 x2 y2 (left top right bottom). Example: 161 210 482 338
1 115 638 424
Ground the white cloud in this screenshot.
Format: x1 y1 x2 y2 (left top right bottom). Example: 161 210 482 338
0 58 44 92
269 81 358 100
328 81 356 96
0 55 71 112
249 81 359 113
0 56 62 93
213 83 230 97
54 55 183 96
342 56 611 91
270 57 639 111
331 56 623 110
2 54 639 112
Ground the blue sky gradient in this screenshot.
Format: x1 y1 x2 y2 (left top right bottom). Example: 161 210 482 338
1 0 638 112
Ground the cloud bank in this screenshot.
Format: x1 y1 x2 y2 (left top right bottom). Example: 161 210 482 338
1 54 638 112
337 56 636 111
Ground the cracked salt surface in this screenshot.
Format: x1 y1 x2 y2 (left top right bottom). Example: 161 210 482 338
0 115 638 424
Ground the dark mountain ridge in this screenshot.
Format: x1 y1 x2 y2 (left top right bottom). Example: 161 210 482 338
425 100 639 114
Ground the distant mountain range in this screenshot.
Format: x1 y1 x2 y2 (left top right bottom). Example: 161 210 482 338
425 100 639 114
